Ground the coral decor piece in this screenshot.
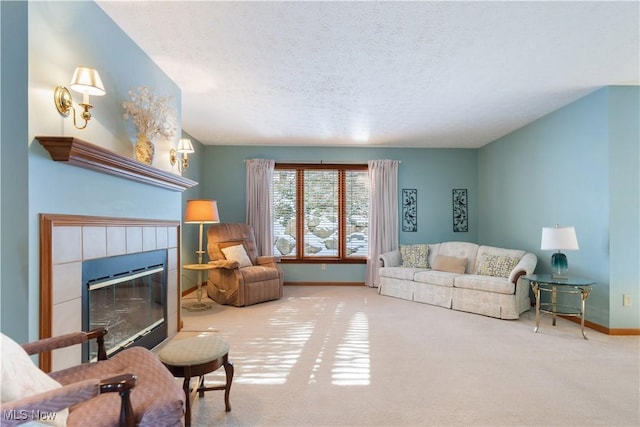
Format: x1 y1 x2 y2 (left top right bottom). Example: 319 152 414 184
123 86 177 164
123 86 177 140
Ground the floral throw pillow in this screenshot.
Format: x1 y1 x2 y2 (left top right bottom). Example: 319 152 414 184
477 254 520 278
400 244 430 268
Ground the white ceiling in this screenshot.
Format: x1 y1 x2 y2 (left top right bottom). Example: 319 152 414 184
97 1 639 148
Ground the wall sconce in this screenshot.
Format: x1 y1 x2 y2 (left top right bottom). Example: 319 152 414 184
170 138 195 172
54 66 106 130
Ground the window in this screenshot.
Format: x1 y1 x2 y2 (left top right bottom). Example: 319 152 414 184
273 164 369 262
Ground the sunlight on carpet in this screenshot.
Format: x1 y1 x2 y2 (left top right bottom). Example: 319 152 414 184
179 286 640 427
331 311 370 386
202 296 372 386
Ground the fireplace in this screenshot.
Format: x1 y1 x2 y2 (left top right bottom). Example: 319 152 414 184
40 214 181 372
82 250 168 362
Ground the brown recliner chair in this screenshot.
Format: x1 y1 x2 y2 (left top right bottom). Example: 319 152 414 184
205 223 283 307
0 328 184 427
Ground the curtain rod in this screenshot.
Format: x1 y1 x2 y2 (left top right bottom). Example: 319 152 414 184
244 160 401 164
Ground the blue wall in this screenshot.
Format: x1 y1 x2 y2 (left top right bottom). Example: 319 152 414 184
479 87 639 329
1 1 30 341
608 87 640 328
199 145 478 282
1 2 186 342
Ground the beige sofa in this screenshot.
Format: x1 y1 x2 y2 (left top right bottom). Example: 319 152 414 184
378 241 537 319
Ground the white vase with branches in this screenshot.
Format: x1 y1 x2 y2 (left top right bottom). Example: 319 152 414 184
123 86 177 165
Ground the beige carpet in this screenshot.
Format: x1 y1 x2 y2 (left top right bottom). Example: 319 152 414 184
174 286 639 427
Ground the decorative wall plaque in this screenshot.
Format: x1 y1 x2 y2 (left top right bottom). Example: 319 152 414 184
402 189 417 232
453 189 468 232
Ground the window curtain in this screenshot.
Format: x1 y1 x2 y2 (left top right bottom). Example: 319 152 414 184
365 159 399 287
246 159 275 256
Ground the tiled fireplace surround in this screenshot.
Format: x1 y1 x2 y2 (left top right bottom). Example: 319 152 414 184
41 214 181 372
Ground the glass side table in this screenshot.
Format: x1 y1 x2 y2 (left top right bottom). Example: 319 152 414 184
523 274 596 339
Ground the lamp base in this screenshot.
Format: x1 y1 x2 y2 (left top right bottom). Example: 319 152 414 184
551 251 569 279
185 301 211 312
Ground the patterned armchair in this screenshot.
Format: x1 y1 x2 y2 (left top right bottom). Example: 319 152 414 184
205 223 284 307
0 328 184 427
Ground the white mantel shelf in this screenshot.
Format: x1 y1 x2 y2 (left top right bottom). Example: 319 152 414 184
36 136 198 192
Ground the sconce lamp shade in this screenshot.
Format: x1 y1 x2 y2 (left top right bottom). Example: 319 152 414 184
177 138 195 154
169 139 194 171
69 66 105 96
185 199 219 224
540 226 579 251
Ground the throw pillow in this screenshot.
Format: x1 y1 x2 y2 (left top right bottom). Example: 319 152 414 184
477 254 520 278
0 333 68 426
431 255 467 274
400 244 430 268
221 244 253 268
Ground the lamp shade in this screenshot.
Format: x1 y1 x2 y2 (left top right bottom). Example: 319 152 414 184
69 66 105 96
185 199 219 224
177 138 195 154
540 226 579 251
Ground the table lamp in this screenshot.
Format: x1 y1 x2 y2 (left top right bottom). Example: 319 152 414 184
184 199 219 310
540 225 579 279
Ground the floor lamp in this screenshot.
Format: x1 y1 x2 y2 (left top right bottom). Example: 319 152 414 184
184 199 219 311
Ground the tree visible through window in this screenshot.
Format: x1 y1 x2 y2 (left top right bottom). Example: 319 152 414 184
273 164 369 262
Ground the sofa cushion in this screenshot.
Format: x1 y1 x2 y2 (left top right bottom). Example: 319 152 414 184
426 243 441 267
413 270 459 287
400 244 430 268
431 255 467 274
476 253 521 278
454 274 516 295
437 242 479 273
379 266 426 281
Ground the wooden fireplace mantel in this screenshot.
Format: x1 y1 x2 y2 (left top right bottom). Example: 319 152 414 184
36 136 198 192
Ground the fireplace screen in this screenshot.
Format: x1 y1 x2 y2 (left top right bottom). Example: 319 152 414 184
82 250 167 362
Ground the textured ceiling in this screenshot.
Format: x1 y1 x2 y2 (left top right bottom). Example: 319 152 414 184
97 1 639 148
